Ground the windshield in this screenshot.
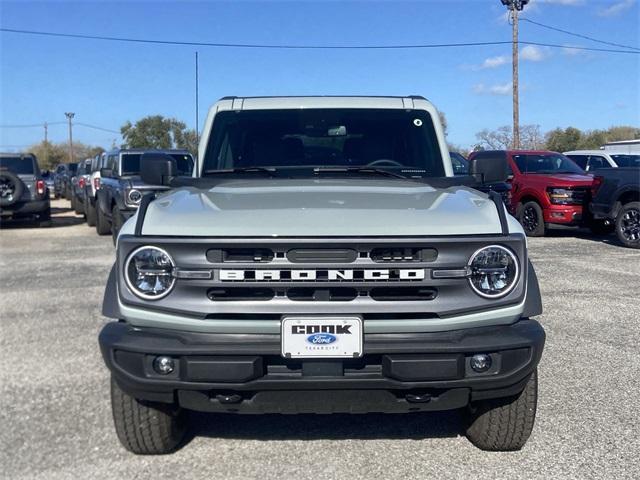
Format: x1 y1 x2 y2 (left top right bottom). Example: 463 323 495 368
0 156 35 174
203 109 445 177
121 153 194 176
68 163 78 174
611 154 640 168
513 153 584 174
450 152 468 175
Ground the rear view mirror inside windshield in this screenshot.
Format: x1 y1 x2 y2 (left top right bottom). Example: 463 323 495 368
327 125 347 136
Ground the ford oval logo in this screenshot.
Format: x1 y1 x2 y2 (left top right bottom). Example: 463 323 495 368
307 333 337 345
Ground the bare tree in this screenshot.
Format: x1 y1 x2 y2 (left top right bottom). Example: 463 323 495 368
475 124 543 150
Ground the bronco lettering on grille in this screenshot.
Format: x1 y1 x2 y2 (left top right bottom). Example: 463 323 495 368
219 269 425 282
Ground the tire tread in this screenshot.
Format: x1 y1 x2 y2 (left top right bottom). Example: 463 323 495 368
110 377 186 455
466 369 538 451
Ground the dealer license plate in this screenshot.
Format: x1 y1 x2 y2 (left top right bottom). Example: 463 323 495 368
281 316 363 359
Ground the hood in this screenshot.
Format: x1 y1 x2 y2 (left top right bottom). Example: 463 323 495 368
138 178 504 237
528 173 594 186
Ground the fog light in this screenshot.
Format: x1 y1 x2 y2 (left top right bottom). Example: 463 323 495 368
470 354 492 373
153 356 175 375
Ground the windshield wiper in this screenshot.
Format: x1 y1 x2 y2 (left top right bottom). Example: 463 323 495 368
203 167 277 177
313 167 408 179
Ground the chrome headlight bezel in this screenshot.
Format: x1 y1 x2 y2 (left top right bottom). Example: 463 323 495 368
126 188 143 206
124 245 176 300
467 245 519 299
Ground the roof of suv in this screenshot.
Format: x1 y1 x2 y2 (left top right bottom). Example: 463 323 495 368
215 95 431 111
564 150 628 156
105 148 192 155
471 150 561 156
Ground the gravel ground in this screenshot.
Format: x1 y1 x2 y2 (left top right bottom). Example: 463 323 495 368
1 199 639 479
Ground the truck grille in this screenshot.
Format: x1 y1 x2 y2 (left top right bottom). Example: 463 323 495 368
117 235 528 318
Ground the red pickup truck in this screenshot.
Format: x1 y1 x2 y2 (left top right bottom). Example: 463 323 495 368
468 150 593 236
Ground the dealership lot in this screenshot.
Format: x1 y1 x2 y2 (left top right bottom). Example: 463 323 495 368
1 200 638 479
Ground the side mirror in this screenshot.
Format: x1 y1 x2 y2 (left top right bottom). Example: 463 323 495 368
469 156 508 184
140 152 177 186
100 168 113 178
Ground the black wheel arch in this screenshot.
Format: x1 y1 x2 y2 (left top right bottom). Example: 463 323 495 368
523 260 543 318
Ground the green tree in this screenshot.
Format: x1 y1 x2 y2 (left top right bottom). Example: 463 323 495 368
604 126 640 142
121 115 197 156
27 141 104 171
577 130 607 150
544 127 582 152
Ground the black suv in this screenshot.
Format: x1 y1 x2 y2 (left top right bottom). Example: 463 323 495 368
96 148 194 240
0 153 51 227
70 158 92 216
54 162 78 199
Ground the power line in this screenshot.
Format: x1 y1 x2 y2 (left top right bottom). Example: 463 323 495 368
521 41 639 54
521 18 640 52
75 122 120 134
0 28 513 49
0 121 65 128
1 27 638 54
0 121 119 134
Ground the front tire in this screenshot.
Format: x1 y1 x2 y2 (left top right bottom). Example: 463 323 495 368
517 201 546 237
111 205 124 245
465 369 538 451
615 201 640 249
95 203 111 235
85 198 97 227
110 377 187 455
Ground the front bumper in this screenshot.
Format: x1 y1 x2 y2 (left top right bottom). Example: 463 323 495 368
99 319 545 414
543 204 583 225
0 199 49 217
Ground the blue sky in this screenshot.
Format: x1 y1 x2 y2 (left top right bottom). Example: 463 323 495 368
1 0 638 151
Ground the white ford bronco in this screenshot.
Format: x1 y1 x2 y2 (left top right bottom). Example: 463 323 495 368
99 96 544 454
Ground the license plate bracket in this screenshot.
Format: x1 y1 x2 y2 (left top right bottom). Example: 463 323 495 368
281 316 363 359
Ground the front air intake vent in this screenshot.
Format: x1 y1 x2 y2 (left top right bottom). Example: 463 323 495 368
286 249 358 263
207 287 274 301
370 287 437 301
370 248 437 263
207 248 274 263
287 288 358 302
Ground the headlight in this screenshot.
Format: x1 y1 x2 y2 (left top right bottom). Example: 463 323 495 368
124 246 175 300
467 245 519 298
547 187 581 205
126 188 142 205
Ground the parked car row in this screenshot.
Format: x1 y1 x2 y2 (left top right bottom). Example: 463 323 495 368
454 149 640 248
2 146 637 248
64 148 194 242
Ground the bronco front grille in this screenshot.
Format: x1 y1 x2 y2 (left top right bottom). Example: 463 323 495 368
117 235 528 318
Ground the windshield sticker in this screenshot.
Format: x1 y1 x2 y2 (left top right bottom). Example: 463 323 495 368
413 118 423 127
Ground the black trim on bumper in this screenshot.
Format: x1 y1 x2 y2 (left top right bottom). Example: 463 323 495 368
0 199 49 216
99 319 545 414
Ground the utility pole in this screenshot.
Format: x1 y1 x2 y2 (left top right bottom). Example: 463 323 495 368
501 0 529 149
43 122 49 166
64 112 75 163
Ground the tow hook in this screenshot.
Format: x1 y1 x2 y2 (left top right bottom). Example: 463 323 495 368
405 393 432 404
215 393 243 404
